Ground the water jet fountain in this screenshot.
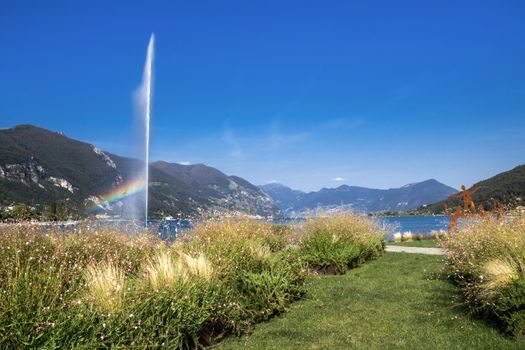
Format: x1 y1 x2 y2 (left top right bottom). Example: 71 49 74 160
87 34 154 226
136 34 154 224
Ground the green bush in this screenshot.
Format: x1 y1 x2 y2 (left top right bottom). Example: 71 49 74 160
185 220 307 331
445 215 525 337
494 279 525 338
0 215 382 348
0 224 160 348
300 214 384 274
0 220 308 348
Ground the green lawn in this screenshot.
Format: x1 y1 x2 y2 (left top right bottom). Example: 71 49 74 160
214 253 524 350
386 239 441 248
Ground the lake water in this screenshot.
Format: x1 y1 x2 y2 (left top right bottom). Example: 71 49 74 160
97 219 192 240
379 215 449 235
43 219 192 241
43 215 449 241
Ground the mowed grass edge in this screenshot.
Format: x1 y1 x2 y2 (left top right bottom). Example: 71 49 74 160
386 239 441 248
215 252 525 350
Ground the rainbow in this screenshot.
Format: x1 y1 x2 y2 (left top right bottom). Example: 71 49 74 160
87 175 146 213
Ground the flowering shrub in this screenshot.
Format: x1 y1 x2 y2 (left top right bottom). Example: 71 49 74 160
185 219 308 333
445 214 525 337
0 220 307 348
0 215 380 347
299 214 385 274
0 224 159 348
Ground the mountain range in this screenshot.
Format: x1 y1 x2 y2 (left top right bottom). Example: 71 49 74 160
418 164 525 214
0 125 277 218
260 179 458 214
2 124 521 220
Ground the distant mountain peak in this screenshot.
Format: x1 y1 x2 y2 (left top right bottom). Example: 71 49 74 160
420 164 525 213
262 179 457 213
261 182 288 189
150 161 277 216
0 125 279 218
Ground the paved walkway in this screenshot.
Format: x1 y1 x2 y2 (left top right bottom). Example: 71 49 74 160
385 245 445 255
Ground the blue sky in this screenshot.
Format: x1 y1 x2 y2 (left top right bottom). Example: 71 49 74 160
1 1 524 191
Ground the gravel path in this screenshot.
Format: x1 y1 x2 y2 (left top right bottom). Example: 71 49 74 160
385 245 445 255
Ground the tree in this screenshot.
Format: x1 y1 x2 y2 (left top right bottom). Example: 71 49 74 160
11 204 33 222
54 200 68 221
0 208 10 222
42 205 55 221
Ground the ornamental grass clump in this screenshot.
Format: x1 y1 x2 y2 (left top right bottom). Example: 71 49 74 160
144 250 186 289
445 214 525 337
401 232 413 242
133 257 223 349
480 259 522 300
183 219 308 333
181 251 214 281
186 218 293 252
300 213 384 274
0 216 363 348
0 223 161 348
393 232 402 242
184 219 297 282
84 261 125 313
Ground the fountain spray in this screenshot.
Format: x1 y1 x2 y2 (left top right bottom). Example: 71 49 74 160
141 34 154 224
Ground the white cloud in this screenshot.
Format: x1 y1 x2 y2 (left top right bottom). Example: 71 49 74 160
268 131 311 150
177 161 191 165
332 176 346 181
266 120 311 151
223 127 244 159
